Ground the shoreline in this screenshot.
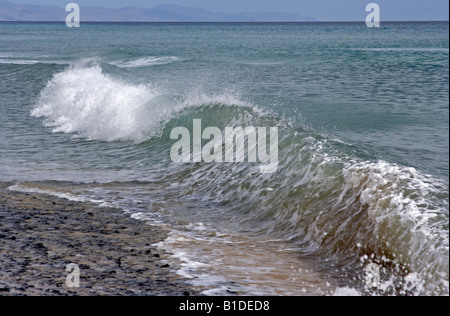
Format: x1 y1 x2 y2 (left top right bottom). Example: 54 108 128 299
0 184 198 296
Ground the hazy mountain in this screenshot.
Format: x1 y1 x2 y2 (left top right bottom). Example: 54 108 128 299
0 0 68 21
154 4 317 22
0 1 318 22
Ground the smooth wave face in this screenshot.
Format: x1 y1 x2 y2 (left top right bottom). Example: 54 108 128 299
156 108 449 295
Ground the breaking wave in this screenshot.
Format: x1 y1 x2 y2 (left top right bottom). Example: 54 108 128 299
30 60 449 295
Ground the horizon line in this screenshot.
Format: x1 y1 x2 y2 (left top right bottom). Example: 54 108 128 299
0 20 449 23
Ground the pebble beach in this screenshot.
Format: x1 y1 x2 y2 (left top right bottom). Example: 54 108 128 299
0 184 197 296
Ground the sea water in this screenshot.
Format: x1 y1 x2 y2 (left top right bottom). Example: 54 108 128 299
0 22 448 296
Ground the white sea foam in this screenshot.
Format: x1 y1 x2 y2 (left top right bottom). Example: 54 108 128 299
7 184 106 205
342 161 449 295
0 59 41 65
333 287 362 296
112 56 182 68
0 57 68 65
31 62 254 143
31 63 173 143
343 161 448 237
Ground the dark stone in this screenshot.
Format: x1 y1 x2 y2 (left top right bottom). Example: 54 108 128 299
0 190 199 296
34 243 46 249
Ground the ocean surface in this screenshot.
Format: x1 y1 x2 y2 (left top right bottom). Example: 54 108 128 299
0 22 448 296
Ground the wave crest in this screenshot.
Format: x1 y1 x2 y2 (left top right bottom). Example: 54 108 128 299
31 61 251 143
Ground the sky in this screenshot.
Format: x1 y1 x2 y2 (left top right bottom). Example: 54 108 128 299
6 0 450 21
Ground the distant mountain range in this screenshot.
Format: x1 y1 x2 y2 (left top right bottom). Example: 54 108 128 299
0 1 318 22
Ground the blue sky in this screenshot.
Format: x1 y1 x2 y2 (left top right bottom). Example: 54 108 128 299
7 0 450 21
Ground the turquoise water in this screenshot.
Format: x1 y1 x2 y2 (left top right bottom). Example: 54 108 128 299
0 22 448 295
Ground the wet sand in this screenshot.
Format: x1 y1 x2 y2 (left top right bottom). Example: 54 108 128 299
0 185 198 296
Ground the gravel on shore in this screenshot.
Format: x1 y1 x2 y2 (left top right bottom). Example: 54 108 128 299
0 185 198 296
